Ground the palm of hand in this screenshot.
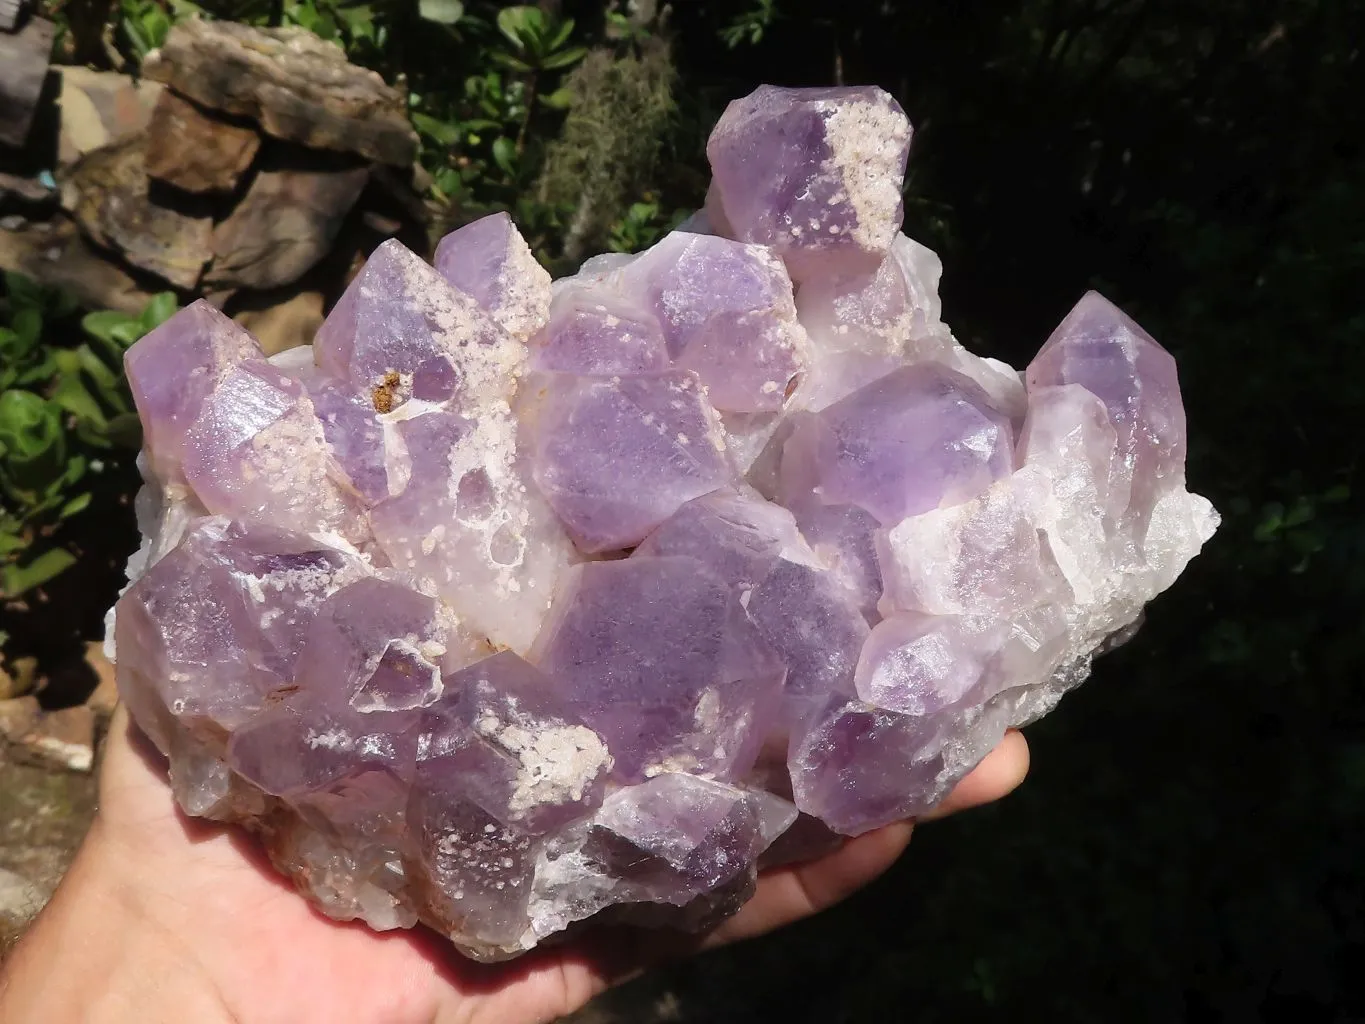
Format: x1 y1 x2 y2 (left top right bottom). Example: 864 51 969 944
91 708 1028 1024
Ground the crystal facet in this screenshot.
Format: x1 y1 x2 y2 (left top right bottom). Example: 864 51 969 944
112 84 1217 960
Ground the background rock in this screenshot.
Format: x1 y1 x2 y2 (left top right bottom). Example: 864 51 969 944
82 642 119 721
205 160 368 289
2 24 423 311
231 288 325 355
60 133 213 288
142 20 417 166
0 699 94 773
0 658 36 702
144 90 261 194
0 0 26 32
0 746 98 950
56 66 162 165
0 867 44 937
0 698 40 745
0 216 160 312
0 170 54 209
0 15 54 147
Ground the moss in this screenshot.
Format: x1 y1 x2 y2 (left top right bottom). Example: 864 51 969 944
534 43 677 264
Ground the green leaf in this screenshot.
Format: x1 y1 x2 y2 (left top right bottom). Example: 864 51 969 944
491 136 518 177
411 111 462 146
81 310 134 344
335 3 376 41
539 45 587 70
497 6 543 50
1285 527 1325 557
58 492 91 520
72 345 123 397
540 87 574 110
1281 497 1315 528
14 353 56 387
48 289 80 320
490 51 533 73
10 308 42 350
101 412 143 450
1323 483 1351 503
1 547 78 597
547 16 574 51
121 16 150 60
140 292 178 333
3 273 45 312
1252 501 1284 542
0 391 64 469
430 166 463 199
72 419 112 450
110 321 146 347
50 374 109 430
417 0 462 24
60 453 87 489
141 5 171 47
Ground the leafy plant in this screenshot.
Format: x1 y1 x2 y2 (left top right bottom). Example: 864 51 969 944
117 0 201 59
607 200 684 253
719 0 778 48
492 5 586 75
0 278 176 598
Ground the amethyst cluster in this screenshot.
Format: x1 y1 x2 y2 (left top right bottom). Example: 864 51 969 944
109 85 1217 959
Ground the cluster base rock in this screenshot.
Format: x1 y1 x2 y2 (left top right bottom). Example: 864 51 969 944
110 84 1217 960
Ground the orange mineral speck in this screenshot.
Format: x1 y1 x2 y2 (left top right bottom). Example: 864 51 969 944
372 370 401 413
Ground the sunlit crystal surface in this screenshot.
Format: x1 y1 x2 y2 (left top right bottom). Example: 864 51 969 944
113 84 1217 961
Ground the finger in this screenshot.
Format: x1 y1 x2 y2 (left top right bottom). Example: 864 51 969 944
703 821 913 949
920 728 1030 821
703 729 1029 949
97 704 171 811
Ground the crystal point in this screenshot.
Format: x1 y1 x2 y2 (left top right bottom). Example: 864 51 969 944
124 300 263 482
707 85 912 281
434 213 551 341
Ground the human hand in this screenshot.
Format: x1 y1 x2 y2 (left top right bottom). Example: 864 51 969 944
0 707 1028 1024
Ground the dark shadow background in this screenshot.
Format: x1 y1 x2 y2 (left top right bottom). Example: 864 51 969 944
574 0 1365 1019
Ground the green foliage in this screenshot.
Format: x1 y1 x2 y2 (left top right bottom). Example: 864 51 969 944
0 278 175 598
607 200 685 253
719 0 778 48
416 0 462 26
117 0 203 59
492 5 586 73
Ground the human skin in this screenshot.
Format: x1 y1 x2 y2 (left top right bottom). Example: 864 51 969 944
0 706 1029 1024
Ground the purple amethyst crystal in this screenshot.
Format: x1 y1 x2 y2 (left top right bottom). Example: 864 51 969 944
533 286 669 375
532 556 783 782
433 212 552 341
619 232 809 414
706 85 913 282
125 300 262 483
779 364 1016 525
111 84 1217 960
529 370 733 552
